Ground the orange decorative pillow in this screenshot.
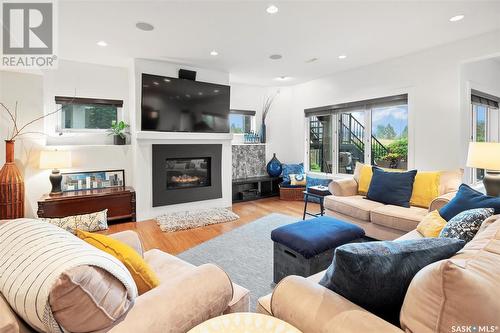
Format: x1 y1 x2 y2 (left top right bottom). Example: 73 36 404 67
76 230 160 295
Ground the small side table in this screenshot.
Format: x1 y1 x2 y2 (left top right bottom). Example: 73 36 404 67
188 313 301 333
303 187 331 220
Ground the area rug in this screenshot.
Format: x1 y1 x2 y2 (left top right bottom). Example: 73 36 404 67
177 213 299 310
156 207 239 232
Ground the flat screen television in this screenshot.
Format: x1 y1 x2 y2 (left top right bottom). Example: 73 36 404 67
141 73 230 133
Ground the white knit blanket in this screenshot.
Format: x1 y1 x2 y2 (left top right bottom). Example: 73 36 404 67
0 219 138 333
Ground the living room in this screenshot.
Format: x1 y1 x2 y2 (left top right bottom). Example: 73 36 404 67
1 1 500 333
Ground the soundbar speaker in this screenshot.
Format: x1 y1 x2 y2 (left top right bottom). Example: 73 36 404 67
178 69 196 81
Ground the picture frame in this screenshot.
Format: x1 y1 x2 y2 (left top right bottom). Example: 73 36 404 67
61 169 125 192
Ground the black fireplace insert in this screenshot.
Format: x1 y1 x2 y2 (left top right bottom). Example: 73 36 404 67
152 144 222 206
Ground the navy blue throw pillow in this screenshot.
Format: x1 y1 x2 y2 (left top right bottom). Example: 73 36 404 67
439 184 500 221
366 167 417 208
319 238 465 325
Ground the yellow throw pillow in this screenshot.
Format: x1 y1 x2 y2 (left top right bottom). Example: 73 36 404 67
290 174 307 186
357 164 373 195
76 230 159 295
410 171 441 208
416 210 447 237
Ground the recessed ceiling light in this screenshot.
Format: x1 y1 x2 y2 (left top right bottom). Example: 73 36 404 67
269 54 282 60
96 40 107 47
153 81 159 86
163 78 170 82
338 54 347 59
266 5 278 14
210 50 219 56
136 22 154 31
214 89 219 93
306 57 318 63
449 14 465 22
274 76 290 81
198 92 203 95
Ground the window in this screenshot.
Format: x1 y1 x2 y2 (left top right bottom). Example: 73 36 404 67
470 90 500 183
55 96 123 131
306 94 408 175
229 109 255 134
371 104 408 169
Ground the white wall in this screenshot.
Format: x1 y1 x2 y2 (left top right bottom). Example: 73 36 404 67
266 30 500 171
0 71 45 217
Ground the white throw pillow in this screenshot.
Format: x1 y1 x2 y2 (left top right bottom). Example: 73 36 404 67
40 209 108 233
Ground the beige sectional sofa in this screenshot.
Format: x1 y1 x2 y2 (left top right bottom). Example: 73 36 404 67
325 177 457 240
0 229 250 333
257 215 500 333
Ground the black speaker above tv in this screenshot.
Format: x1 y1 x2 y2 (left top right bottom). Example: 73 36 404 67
141 73 230 133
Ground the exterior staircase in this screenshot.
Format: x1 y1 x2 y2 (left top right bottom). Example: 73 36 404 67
310 114 388 173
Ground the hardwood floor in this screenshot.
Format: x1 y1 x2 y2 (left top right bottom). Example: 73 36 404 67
107 197 319 255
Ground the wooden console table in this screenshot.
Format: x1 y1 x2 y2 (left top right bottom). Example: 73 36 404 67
37 186 136 223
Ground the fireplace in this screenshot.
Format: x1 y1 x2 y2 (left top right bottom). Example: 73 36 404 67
152 144 222 206
166 157 211 190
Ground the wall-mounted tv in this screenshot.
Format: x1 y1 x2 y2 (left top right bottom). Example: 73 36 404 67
141 73 230 133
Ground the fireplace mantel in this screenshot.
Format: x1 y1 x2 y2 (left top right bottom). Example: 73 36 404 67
136 131 233 141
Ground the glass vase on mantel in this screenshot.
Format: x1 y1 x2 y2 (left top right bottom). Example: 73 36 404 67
266 153 282 178
0 140 25 219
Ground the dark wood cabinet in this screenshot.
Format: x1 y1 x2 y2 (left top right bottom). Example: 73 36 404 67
37 186 136 223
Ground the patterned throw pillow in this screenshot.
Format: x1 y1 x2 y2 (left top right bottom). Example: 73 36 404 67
41 210 108 234
439 208 494 243
289 174 307 186
281 163 304 184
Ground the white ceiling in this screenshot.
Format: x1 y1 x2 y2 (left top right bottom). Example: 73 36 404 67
58 1 500 86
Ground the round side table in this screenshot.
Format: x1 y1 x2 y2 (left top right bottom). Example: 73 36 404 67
188 313 302 333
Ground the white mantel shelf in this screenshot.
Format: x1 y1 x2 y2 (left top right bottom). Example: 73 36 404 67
135 131 234 141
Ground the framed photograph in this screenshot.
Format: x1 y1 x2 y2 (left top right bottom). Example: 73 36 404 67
61 169 125 192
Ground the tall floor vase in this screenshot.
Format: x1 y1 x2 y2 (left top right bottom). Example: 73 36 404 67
0 140 24 219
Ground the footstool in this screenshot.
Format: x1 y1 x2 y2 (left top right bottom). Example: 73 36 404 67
271 216 365 283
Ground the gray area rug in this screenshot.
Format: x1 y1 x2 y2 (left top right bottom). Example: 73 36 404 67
177 213 299 310
156 207 239 232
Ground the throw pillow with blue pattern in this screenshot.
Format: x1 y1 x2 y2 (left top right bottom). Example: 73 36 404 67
439 208 494 243
281 163 304 184
305 176 332 203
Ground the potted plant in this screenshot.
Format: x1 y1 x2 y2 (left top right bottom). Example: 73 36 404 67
107 120 129 145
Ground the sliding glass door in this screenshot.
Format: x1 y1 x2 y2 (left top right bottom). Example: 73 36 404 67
306 95 409 175
337 111 366 174
308 115 333 173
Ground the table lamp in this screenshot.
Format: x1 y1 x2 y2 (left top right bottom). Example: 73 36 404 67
466 142 500 196
39 150 72 196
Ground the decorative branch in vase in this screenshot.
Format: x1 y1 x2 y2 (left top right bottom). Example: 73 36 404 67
0 101 64 219
260 91 279 143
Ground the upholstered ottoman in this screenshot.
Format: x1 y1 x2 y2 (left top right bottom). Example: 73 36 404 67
271 216 365 283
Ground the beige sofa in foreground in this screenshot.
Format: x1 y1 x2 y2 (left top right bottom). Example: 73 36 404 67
0 229 250 333
257 215 500 333
325 177 457 240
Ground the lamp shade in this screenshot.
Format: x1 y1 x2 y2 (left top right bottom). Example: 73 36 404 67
39 150 72 169
466 142 500 171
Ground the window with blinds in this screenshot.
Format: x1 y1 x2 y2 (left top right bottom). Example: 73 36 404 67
470 90 500 183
